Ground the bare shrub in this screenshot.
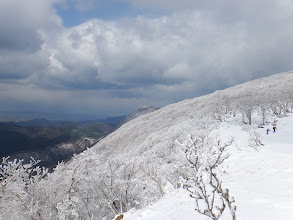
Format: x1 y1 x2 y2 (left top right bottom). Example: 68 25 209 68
182 133 236 220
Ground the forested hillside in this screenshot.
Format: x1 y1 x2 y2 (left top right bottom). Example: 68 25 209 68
0 120 114 159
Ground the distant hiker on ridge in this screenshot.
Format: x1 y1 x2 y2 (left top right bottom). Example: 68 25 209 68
266 128 270 134
273 126 276 132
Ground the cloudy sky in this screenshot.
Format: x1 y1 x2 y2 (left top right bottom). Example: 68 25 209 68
1 0 293 120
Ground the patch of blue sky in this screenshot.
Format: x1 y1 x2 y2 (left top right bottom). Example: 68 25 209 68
55 1 157 27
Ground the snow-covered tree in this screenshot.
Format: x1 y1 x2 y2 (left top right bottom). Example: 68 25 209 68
0 157 48 219
180 132 236 220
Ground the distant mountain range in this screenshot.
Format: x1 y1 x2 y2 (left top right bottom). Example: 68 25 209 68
0 120 114 159
0 107 159 171
11 116 126 127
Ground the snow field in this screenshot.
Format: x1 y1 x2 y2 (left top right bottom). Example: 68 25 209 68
125 114 293 220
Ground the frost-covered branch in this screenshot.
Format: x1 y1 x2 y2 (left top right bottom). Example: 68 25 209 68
182 133 236 220
0 157 49 219
141 166 165 195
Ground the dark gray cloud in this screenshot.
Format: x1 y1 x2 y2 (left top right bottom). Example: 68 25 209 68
0 0 62 50
0 28 42 52
0 49 50 81
0 0 63 81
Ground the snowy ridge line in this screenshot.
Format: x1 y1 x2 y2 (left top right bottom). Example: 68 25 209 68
1 71 293 219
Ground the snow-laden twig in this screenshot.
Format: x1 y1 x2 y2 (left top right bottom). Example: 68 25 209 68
182 133 236 220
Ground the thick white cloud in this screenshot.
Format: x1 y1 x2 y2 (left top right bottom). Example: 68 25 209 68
44 6 293 91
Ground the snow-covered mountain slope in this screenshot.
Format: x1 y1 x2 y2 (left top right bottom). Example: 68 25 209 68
113 105 160 131
52 71 293 218
84 71 293 168
1 71 293 220
124 113 293 220
119 105 160 125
